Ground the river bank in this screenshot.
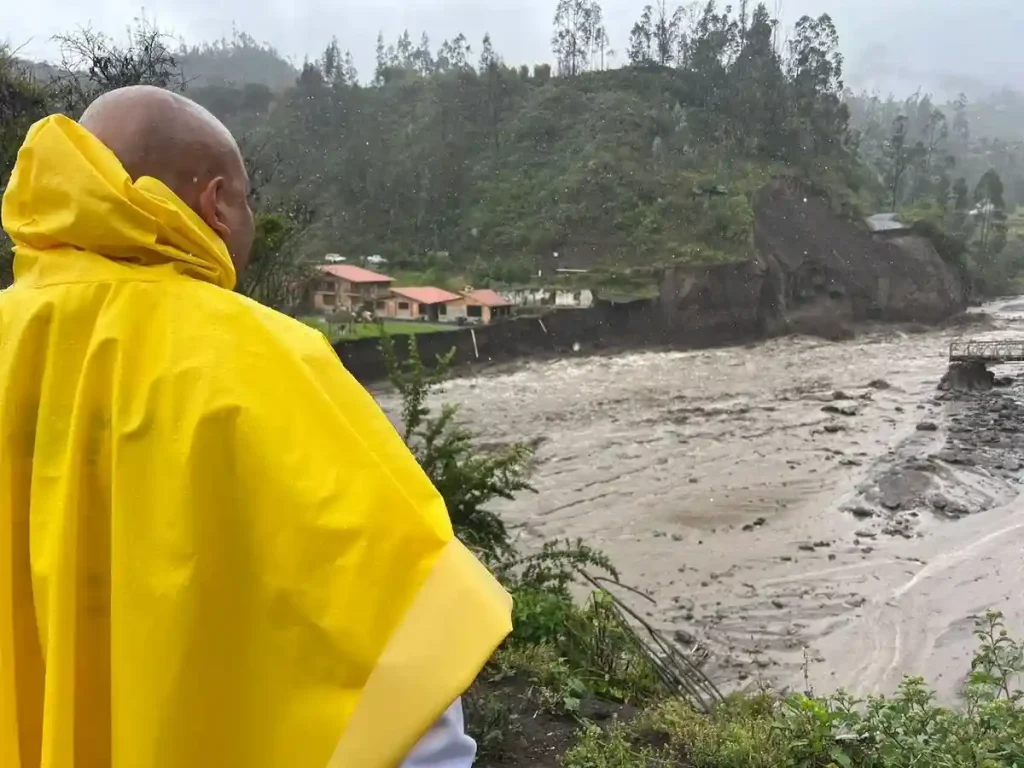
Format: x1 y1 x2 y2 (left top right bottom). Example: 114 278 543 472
340 181 969 385
374 298 1024 702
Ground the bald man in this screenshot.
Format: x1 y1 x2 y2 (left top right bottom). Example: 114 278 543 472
0 87 510 768
78 86 256 271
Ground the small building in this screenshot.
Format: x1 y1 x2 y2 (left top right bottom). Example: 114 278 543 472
385 286 462 322
311 264 394 314
864 213 911 238
462 288 514 324
501 287 594 309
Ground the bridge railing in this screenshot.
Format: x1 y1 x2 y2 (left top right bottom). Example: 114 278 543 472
949 339 1024 363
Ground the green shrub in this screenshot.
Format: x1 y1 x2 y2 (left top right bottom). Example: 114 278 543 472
561 611 1024 768
381 334 532 559
561 724 665 768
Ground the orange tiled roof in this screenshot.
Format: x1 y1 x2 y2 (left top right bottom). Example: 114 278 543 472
390 286 462 304
464 288 513 307
319 264 394 283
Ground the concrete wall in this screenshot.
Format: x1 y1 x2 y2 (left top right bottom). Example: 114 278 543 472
440 298 469 322
502 287 594 309
334 302 664 384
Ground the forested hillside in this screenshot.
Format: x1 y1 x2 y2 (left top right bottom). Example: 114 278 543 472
3 0 1023 299
2 2 867 300
191 4 863 287
846 86 1024 294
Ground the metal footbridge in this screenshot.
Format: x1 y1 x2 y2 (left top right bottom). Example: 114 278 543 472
949 339 1024 364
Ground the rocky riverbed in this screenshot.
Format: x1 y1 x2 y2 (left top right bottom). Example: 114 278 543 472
375 298 1024 702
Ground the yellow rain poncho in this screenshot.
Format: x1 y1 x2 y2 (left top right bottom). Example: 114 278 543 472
0 115 511 768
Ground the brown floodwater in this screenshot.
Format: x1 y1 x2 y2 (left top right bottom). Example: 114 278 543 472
375 299 1024 702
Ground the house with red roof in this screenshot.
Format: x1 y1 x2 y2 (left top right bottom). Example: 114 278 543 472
307 260 515 324
461 288 514 324
384 286 514 325
311 264 394 314
385 286 462 323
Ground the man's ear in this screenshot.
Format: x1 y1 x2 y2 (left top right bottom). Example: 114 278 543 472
197 176 231 241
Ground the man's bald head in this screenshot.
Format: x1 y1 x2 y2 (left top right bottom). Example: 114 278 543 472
79 86 255 273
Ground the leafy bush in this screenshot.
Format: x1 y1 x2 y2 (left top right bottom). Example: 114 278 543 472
911 218 969 271
562 611 1024 768
381 334 532 558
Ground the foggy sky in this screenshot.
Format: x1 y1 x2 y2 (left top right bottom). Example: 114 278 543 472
5 0 1020 99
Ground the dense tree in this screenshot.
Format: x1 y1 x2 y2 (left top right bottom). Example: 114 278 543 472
1 47 50 284
627 2 685 67
479 34 505 153
953 177 971 212
437 34 473 72
885 115 912 210
374 33 387 85
50 20 184 115
627 6 655 65
479 33 498 71
413 34 435 76
922 106 948 176
176 30 296 89
786 14 847 155
343 51 359 84
974 169 1008 257
1 50 47 189
318 38 344 87
396 31 415 68
729 3 786 155
652 1 686 66
688 1 738 112
552 0 605 76
953 93 970 148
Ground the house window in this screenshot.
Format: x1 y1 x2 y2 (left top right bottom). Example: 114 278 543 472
398 301 410 310
375 300 386 310
438 304 447 316
467 305 483 318
321 293 336 306
418 304 427 315
318 280 335 292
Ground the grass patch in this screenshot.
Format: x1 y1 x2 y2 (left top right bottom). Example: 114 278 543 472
301 317 457 343
338 320 455 341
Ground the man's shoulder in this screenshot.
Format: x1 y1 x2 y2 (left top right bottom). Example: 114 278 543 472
223 288 329 353
171 281 332 363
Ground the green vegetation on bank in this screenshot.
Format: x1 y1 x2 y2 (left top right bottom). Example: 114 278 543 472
848 90 1024 296
562 627 1024 766
301 317 456 343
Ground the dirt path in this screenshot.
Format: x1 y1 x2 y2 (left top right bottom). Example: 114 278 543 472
374 299 1024 700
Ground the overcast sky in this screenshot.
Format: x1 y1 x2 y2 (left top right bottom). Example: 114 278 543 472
5 0 1020 99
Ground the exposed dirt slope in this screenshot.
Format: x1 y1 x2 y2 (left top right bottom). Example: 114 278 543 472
658 180 969 342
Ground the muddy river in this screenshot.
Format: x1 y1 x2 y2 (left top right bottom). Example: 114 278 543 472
378 299 1024 702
